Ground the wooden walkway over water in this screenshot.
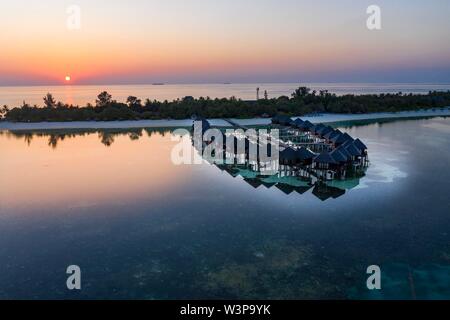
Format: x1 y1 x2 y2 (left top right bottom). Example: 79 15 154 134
222 119 330 152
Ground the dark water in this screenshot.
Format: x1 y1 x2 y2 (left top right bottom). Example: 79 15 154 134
0 118 449 300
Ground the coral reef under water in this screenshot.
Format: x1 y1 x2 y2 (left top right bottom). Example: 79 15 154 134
204 240 344 299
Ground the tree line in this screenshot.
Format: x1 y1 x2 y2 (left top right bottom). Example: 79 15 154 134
0 128 171 149
1 87 450 122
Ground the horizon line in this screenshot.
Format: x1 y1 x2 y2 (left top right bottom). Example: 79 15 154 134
2 81 450 88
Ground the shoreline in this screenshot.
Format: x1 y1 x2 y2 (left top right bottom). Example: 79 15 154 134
1 109 449 131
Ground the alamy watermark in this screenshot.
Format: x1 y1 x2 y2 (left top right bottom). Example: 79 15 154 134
66 5 81 30
66 265 81 290
171 123 280 176
367 5 381 30
367 265 382 290
65 5 380 32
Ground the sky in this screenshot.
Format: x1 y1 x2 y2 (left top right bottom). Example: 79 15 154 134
0 0 449 85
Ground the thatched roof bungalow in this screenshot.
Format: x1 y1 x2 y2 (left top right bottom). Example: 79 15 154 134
272 115 293 126
296 147 316 165
297 120 315 132
354 139 368 155
280 147 298 165
314 152 337 170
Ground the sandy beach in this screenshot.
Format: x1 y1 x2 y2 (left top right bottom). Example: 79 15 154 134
0 108 449 131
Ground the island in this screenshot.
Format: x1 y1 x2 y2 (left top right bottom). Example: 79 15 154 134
1 87 449 124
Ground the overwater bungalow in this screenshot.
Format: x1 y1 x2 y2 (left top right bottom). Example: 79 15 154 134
297 120 315 132
296 147 316 166
342 132 354 142
317 126 334 138
272 115 292 126
313 152 338 180
353 138 369 165
330 148 349 177
192 116 369 188
344 142 363 163
292 118 304 127
335 145 352 161
323 129 343 142
354 138 368 155
330 148 348 164
280 147 298 166
330 132 354 147
310 124 326 135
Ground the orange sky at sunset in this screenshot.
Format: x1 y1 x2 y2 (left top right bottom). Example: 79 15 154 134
1 0 450 85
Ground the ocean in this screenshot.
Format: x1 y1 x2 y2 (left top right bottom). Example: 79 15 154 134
0 117 449 299
1 83 450 107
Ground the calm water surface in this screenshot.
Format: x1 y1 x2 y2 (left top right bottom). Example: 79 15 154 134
0 118 449 299
1 83 450 107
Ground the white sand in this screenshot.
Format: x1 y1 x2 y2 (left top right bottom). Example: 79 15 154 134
231 108 450 126
0 108 448 131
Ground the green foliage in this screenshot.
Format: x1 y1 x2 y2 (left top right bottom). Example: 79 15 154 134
43 93 56 108
3 88 450 122
96 91 113 107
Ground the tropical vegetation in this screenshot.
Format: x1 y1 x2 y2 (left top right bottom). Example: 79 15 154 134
1 87 450 122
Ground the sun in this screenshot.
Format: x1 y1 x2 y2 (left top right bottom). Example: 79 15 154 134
65 75 71 82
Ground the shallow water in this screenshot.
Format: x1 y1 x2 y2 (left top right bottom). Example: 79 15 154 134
0 118 449 299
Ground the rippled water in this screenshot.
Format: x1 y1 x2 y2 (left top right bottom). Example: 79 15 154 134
0 118 449 299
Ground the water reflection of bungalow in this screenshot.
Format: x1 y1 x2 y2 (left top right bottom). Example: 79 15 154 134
243 178 263 189
277 182 312 195
220 163 349 201
275 183 296 195
312 184 346 201
217 164 240 177
329 176 363 190
212 161 356 201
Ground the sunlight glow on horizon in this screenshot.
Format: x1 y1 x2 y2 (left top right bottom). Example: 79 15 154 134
0 0 450 85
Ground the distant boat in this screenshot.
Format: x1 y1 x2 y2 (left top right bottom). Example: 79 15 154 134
223 82 232 85
152 83 165 86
